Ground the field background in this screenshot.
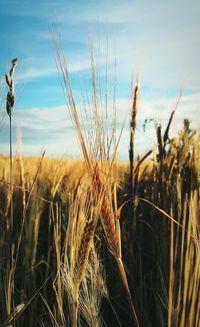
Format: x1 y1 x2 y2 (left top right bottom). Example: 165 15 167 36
1 0 200 325
0 113 199 326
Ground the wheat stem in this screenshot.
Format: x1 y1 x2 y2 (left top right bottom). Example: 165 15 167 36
5 58 17 327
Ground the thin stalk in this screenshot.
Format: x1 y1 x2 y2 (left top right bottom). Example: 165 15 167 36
9 114 15 327
5 58 18 327
72 289 78 327
129 82 139 204
116 258 139 327
9 115 13 240
168 219 174 327
129 80 139 237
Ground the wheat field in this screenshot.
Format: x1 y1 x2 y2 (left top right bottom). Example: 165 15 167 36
0 58 199 327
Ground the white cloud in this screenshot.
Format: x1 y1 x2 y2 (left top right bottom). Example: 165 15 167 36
1 91 199 159
16 67 57 81
16 60 94 82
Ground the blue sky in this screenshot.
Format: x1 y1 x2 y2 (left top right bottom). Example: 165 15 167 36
0 0 199 159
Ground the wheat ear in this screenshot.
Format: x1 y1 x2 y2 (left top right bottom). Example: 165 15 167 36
92 166 139 326
72 214 98 327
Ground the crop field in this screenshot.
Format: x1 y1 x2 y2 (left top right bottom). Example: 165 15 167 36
0 56 199 327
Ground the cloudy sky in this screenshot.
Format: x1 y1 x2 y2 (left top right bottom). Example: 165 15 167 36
0 0 199 159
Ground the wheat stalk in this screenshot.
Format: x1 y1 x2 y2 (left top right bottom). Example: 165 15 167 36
60 179 100 327
5 58 18 327
92 165 139 326
129 80 139 206
55 39 139 326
